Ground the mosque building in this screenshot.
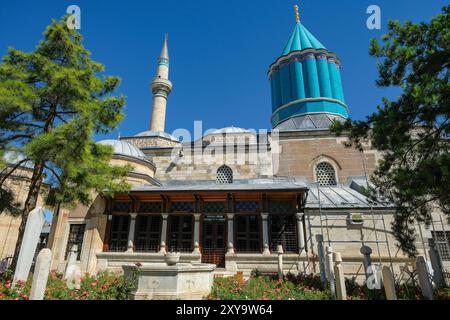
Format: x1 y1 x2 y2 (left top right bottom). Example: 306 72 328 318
2 7 448 281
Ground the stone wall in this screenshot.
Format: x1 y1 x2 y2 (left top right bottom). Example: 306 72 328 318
146 144 274 182
48 194 107 273
0 170 47 260
304 211 416 280
275 131 378 183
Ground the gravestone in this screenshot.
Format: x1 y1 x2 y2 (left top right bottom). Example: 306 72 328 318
381 266 397 300
326 246 335 297
29 249 52 300
428 247 445 287
416 256 434 300
333 252 347 300
316 234 326 285
13 207 46 283
66 265 82 290
277 245 284 281
360 245 373 280
64 245 78 280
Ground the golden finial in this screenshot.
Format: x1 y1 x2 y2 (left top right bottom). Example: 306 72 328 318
294 5 300 23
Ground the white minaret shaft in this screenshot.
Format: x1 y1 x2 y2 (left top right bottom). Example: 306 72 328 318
150 33 172 132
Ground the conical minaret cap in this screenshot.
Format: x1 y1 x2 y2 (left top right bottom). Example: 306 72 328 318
159 33 169 61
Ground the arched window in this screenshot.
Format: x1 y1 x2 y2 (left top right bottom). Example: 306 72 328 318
315 162 337 186
216 165 233 184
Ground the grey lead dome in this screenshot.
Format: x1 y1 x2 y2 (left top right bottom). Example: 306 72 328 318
97 139 147 160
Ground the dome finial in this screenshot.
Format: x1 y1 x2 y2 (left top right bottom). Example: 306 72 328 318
294 4 300 24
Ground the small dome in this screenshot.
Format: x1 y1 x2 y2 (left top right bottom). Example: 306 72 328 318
98 140 147 160
134 130 179 142
210 127 251 135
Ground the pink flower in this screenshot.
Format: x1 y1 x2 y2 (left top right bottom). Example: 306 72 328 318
5 283 11 289
91 282 97 287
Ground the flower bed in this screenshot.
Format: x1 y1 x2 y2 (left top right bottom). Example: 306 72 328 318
207 273 332 300
207 271 449 301
0 270 133 300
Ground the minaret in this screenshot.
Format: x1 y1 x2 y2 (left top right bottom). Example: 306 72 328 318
150 34 172 132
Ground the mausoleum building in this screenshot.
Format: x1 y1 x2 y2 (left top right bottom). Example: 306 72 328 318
3 9 447 281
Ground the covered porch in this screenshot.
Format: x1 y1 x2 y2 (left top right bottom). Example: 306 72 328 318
96 180 308 275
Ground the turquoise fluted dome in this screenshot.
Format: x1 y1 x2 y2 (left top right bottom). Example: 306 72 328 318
282 23 325 54
269 22 349 130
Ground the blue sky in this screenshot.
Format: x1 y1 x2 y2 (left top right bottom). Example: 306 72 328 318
0 0 447 140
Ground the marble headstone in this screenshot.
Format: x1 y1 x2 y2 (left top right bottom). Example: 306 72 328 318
13 207 46 283
29 249 52 300
64 245 78 280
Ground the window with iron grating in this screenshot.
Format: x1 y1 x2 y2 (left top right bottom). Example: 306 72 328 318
134 215 161 252
65 224 85 260
108 215 130 252
235 201 260 213
216 165 233 184
170 201 194 213
138 202 162 213
315 162 337 186
235 215 261 253
168 215 193 252
269 200 295 214
430 231 450 261
112 201 132 213
204 201 226 213
269 215 298 253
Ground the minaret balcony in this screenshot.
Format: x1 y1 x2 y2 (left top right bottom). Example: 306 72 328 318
151 78 172 94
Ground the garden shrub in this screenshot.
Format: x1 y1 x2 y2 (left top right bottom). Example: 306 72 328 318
207 273 332 300
0 270 133 300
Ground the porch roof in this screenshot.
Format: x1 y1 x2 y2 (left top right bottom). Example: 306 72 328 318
130 177 308 193
305 184 394 210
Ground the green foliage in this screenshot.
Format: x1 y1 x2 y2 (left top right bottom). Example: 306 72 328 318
0 16 131 211
207 273 331 300
0 271 133 300
0 187 21 216
331 5 450 256
344 277 424 300
434 286 450 300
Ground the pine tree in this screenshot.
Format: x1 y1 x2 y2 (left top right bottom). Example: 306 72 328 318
332 6 450 256
0 16 131 270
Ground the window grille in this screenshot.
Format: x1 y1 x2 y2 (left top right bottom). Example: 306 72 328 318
315 162 337 186
170 201 194 213
269 215 298 253
216 165 233 184
168 215 193 252
430 231 450 261
269 200 295 214
108 215 130 252
235 201 259 213
204 201 226 213
112 201 132 213
135 215 161 252
138 202 162 213
65 224 85 260
235 215 261 252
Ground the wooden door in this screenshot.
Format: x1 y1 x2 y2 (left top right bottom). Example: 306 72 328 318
202 216 226 268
